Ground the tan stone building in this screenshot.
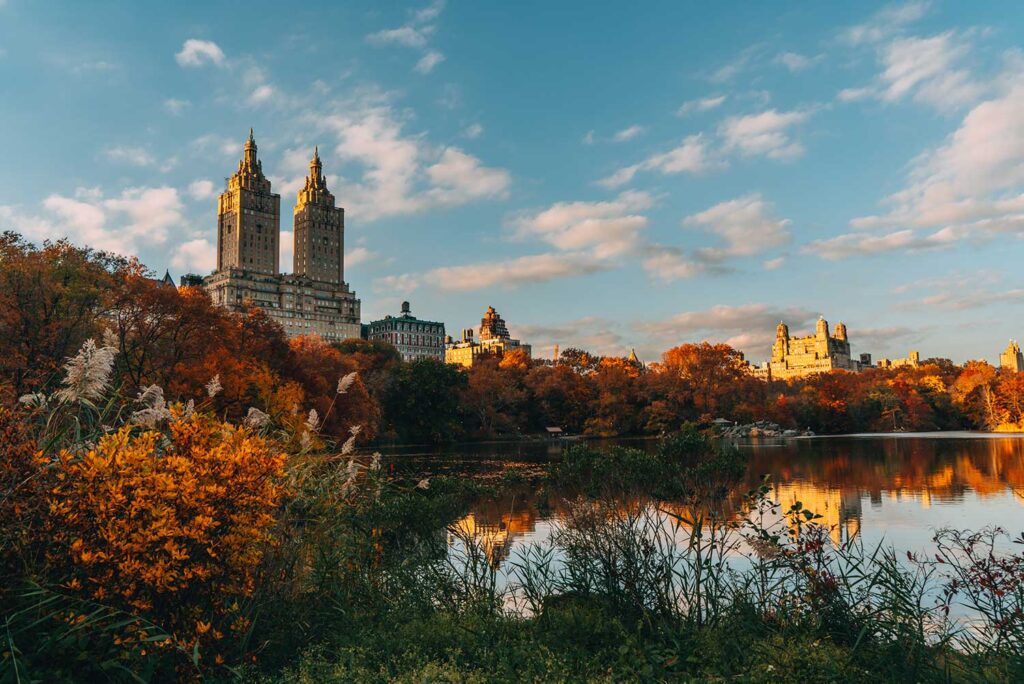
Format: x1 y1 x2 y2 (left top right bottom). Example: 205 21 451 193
875 351 921 369
203 131 361 342
767 317 864 380
1000 340 1024 372
445 306 531 368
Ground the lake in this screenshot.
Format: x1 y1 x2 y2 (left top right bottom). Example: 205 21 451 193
379 432 1024 570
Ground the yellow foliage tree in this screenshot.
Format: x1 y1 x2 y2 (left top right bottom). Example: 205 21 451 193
41 411 287 657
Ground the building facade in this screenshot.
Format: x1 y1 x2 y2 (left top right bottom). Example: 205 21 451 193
445 306 532 367
203 131 361 343
1000 340 1024 372
365 301 446 362
767 317 864 380
875 351 921 369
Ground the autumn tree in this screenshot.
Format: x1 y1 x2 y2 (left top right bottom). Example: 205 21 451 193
661 342 748 420
0 232 127 396
287 335 380 439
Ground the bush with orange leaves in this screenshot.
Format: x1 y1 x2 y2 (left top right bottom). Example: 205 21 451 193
27 409 287 665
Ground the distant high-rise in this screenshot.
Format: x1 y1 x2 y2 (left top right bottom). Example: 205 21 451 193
217 129 281 274
1000 340 1023 372
293 147 345 284
204 131 361 342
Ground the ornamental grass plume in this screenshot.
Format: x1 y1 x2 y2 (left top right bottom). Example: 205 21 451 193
244 407 271 429
130 385 171 428
205 374 222 398
305 409 320 433
337 371 357 394
54 338 117 404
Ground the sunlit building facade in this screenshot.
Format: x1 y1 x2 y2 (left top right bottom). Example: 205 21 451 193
444 306 531 368
365 301 446 362
203 131 361 342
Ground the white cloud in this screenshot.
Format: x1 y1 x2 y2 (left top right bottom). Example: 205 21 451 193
415 0 446 23
514 317 627 358
175 39 226 68
842 1 931 46
163 98 191 115
103 145 154 167
190 133 240 158
280 231 293 272
837 87 875 102
895 272 1024 311
366 1 445 72
414 50 445 74
582 130 595 145
513 190 653 259
719 109 811 160
763 256 786 270
599 134 719 188
774 51 821 72
708 45 764 83
2 186 184 256
376 252 609 293
642 249 706 283
247 84 275 106
802 227 960 260
366 26 431 48
877 32 982 110
612 125 645 142
319 102 510 220
423 147 511 205
171 238 216 274
637 303 817 356
346 246 378 267
676 95 726 116
831 80 1024 257
187 179 217 201
684 193 792 261
463 123 484 139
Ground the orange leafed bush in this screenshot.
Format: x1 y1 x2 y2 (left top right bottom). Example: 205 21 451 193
41 411 287 650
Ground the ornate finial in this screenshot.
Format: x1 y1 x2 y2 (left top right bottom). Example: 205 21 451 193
248 127 254 141
314 144 319 159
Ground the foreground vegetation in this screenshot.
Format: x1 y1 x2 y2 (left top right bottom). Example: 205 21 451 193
3 232 1024 448
2 341 1022 681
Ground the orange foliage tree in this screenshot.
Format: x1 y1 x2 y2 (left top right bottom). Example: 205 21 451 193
40 411 287 657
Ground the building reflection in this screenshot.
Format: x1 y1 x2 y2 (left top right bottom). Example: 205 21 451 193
452 436 1024 566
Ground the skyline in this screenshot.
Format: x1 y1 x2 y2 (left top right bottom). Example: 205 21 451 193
1 2 1023 364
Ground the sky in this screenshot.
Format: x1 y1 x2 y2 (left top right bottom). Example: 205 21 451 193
1 1 1023 364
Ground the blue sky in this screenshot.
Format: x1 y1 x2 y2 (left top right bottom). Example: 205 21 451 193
1 1 1023 364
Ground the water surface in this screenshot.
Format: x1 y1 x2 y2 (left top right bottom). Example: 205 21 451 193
381 433 1024 569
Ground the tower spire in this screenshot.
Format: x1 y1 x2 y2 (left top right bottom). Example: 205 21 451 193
242 128 259 170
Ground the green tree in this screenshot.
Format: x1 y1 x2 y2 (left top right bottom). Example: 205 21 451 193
381 359 467 443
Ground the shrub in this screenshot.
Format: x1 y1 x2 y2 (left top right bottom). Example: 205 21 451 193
8 409 287 672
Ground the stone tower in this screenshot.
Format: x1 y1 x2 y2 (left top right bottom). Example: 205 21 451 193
217 129 281 274
1000 340 1024 372
479 306 510 340
815 316 830 339
293 147 345 284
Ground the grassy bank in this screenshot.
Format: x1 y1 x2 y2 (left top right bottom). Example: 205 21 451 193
2 342 1022 682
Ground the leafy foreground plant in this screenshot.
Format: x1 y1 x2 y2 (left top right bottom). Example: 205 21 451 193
4 340 1023 682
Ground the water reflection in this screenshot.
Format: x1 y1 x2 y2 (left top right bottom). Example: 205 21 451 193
396 434 1024 569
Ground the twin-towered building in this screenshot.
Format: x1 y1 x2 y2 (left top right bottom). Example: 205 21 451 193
202 130 362 342
748 316 920 380
199 133 532 362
